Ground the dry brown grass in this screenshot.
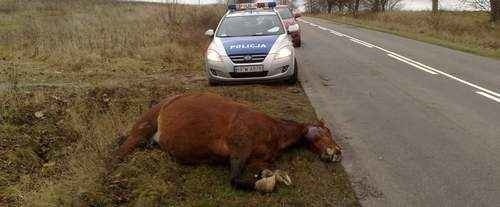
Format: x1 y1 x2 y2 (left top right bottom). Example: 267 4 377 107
0 0 359 206
313 11 500 59
0 0 222 75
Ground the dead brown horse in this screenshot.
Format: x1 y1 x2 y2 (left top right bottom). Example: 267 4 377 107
116 93 342 192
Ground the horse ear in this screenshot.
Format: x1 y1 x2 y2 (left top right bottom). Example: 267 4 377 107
318 119 327 127
305 126 320 141
149 100 159 108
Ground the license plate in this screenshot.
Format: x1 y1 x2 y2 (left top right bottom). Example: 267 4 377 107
234 65 264 73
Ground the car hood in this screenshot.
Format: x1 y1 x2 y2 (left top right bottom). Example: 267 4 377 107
220 35 278 56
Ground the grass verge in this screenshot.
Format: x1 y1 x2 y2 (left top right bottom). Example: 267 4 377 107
311 11 500 59
0 0 359 206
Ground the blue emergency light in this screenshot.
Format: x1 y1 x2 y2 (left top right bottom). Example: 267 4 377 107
227 0 277 11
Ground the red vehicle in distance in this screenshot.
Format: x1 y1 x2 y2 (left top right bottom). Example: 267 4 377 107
276 5 301 47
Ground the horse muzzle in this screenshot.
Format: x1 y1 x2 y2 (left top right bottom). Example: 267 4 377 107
320 147 342 162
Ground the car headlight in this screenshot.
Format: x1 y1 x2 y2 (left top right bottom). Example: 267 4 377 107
274 47 292 60
207 49 222 62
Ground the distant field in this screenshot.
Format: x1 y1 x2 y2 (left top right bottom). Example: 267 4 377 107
0 0 358 206
312 11 500 59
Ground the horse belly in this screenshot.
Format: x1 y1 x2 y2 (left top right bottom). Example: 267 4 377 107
155 93 248 164
158 117 230 164
162 136 230 164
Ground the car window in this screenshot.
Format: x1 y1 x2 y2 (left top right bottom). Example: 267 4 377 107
216 15 285 37
278 8 293 19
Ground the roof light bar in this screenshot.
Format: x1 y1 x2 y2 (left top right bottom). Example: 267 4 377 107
227 0 277 11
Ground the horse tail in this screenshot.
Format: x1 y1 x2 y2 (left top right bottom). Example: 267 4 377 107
115 94 183 160
115 104 161 160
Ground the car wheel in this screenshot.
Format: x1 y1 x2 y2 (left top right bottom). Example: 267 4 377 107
208 78 219 86
285 59 298 85
293 40 301 48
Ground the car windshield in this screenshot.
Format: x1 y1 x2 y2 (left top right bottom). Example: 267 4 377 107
216 15 285 37
278 8 293 19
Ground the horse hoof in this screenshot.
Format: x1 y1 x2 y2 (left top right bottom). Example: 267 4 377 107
255 175 276 193
274 170 292 186
260 169 274 178
321 147 342 162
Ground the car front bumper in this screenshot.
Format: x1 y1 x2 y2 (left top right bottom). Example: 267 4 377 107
291 31 301 43
205 52 295 83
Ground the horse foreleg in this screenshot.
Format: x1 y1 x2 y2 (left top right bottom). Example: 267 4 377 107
247 160 292 192
246 160 273 177
229 156 258 190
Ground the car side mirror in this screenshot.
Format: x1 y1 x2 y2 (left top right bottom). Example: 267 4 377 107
294 13 301 18
288 24 299 34
205 29 214 37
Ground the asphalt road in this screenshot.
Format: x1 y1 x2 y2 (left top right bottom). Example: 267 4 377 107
296 17 500 207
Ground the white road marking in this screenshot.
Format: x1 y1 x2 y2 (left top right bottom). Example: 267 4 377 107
329 29 344 36
387 52 440 72
301 19 500 100
388 54 438 75
350 38 374 48
373 45 394 54
380 48 500 99
330 30 344 36
341 33 354 39
476 91 500 103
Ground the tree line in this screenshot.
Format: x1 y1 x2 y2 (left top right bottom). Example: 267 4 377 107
305 0 499 23
305 0 402 14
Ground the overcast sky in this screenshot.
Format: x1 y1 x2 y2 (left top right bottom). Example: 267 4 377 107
129 0 487 11
128 0 219 4
400 0 482 11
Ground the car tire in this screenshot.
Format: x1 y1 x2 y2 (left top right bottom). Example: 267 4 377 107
285 59 298 85
208 78 219 86
293 40 301 48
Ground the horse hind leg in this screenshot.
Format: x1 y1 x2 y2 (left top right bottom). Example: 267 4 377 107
146 131 160 149
113 95 185 162
116 121 157 159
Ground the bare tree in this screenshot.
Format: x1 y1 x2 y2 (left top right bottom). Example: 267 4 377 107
361 0 401 12
386 0 403 11
432 0 439 12
463 0 490 10
462 0 498 23
306 0 326 13
305 0 401 14
327 0 335 13
492 0 499 22
353 0 360 15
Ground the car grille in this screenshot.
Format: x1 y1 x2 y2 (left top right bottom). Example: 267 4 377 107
229 71 268 78
229 54 267 64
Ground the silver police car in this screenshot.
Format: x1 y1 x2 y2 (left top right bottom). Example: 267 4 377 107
204 6 299 85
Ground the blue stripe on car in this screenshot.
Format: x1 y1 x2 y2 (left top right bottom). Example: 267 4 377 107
221 35 278 55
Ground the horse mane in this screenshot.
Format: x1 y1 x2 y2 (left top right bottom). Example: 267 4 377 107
275 118 308 149
278 118 300 125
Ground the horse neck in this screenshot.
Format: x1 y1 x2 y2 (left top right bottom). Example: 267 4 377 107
276 119 307 150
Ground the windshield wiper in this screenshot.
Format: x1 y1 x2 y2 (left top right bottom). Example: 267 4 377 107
251 34 275 36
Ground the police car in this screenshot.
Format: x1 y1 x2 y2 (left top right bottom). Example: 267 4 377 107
204 0 299 85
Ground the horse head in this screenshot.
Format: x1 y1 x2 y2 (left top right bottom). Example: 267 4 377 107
305 120 342 162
